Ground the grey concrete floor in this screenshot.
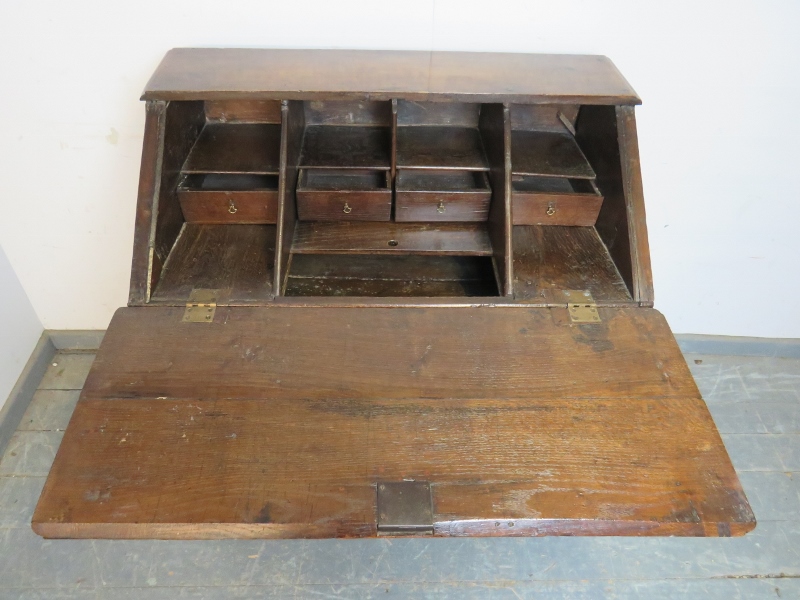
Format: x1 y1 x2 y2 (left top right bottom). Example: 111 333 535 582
0 350 799 599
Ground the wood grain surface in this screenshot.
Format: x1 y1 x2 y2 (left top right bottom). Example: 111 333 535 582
142 49 640 105
33 306 753 538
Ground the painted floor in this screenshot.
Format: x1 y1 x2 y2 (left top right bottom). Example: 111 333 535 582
0 350 798 599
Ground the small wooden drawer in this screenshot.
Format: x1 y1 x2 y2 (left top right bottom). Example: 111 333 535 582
297 169 392 221
395 170 491 222
178 174 278 224
512 176 603 226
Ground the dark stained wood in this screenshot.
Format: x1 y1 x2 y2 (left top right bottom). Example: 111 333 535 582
178 174 278 224
396 127 488 170
300 126 391 170
480 103 513 296
395 171 491 222
616 106 654 306
143 49 640 105
575 105 635 299
182 123 281 174
511 130 596 178
510 104 579 133
291 222 493 256
150 224 274 304
512 176 603 226
513 225 632 304
296 170 391 221
285 255 498 297
273 100 303 295
151 101 206 298
33 306 752 539
303 100 392 126
396 100 480 127
205 99 282 123
128 100 165 306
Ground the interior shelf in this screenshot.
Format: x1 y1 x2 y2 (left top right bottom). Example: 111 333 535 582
512 225 631 303
285 254 498 297
511 130 595 178
300 126 391 169
151 223 275 303
290 222 493 256
182 123 281 174
396 127 489 170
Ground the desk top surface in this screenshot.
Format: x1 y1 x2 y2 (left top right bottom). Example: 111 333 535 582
142 48 641 104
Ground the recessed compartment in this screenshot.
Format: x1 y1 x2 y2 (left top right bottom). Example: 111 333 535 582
183 122 282 174
178 174 279 224
395 170 492 222
296 169 392 221
512 175 603 226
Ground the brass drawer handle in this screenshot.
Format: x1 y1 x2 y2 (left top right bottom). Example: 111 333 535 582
437 201 445 214
546 202 556 216
228 199 238 214
343 202 352 214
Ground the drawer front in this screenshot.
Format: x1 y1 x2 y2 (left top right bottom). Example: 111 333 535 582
395 190 491 222
297 190 392 221
178 190 278 224
512 192 603 226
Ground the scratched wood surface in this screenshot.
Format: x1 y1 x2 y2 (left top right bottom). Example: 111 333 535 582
142 49 640 105
33 306 753 539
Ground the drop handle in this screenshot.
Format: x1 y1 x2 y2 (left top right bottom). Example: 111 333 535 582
228 199 238 214
546 202 556 216
437 201 445 214
343 202 352 214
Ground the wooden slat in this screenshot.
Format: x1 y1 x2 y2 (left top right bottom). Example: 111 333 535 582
291 222 493 256
204 100 282 123
511 130 596 178
395 127 488 170
300 126 391 170
183 123 281 174
33 305 752 539
83 306 692 402
150 224 274 304
513 225 632 304
142 49 640 105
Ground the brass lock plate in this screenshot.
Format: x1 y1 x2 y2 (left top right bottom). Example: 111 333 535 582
377 481 433 535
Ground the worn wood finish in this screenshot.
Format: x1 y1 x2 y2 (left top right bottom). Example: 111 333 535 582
480 103 513 296
33 305 752 539
513 225 632 304
177 174 278 224
575 105 636 299
395 171 491 222
143 49 640 105
285 255 498 297
396 101 480 127
291 222 493 256
396 127 489 171
150 101 206 298
128 100 166 305
510 104 580 133
616 106 654 306
150 224 274 304
296 170 392 221
300 126 391 170
512 177 603 226
182 123 281 174
80 306 694 402
303 100 392 126
511 130 596 178
204 99 282 123
273 100 303 295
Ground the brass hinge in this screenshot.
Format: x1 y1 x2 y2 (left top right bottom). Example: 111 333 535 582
563 290 601 323
377 481 434 535
182 289 218 323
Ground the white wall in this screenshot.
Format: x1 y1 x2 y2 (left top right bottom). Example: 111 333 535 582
0 245 43 409
0 0 797 336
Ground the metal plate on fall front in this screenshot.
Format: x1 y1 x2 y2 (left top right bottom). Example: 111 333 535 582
377 481 433 534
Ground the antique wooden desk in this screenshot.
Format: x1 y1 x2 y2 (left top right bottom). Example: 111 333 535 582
33 49 755 538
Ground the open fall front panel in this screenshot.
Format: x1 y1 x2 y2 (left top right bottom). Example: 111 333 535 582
32 49 755 539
